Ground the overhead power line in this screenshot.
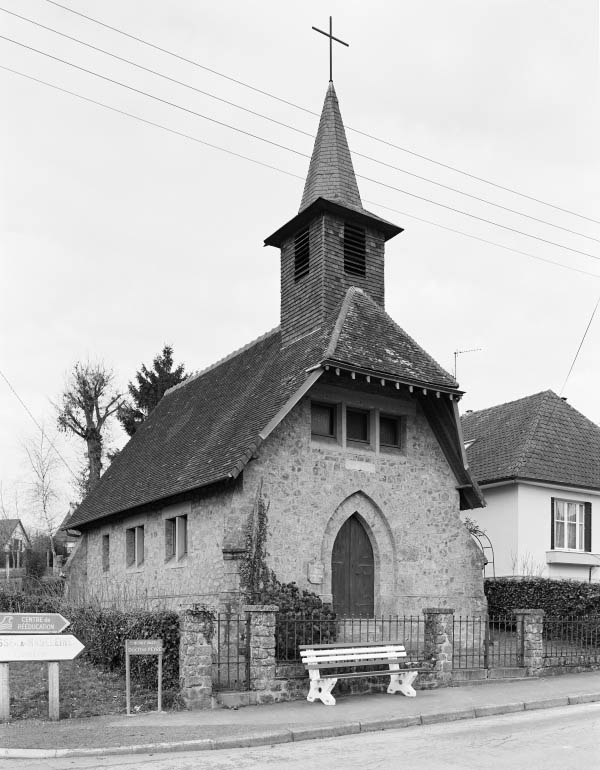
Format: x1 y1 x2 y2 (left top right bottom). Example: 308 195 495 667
2 64 599 285
559 295 600 396
2 34 600 265
46 0 600 228
2 7 598 246
0 368 79 481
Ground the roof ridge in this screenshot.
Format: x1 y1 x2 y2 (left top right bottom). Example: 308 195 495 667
323 286 363 359
165 326 280 396
461 390 554 420
511 390 554 475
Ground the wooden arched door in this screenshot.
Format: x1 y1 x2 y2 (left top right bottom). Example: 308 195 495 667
331 514 374 616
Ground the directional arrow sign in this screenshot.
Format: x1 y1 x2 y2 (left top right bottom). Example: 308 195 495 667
0 613 70 634
0 635 84 662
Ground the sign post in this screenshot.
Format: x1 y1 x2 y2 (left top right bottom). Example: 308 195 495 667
125 639 163 715
0 613 83 721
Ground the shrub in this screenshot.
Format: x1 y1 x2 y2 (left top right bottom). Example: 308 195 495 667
485 577 600 617
0 591 180 691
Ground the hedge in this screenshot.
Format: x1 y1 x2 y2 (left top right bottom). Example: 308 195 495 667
0 592 180 691
485 577 600 617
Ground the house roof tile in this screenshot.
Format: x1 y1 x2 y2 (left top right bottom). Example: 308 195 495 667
461 391 600 490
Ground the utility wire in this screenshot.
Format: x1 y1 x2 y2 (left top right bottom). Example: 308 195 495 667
3 8 599 246
0 368 79 482
2 34 600 264
363 198 600 280
0 64 304 181
46 0 600 228
559 295 600 395
3 64 599 284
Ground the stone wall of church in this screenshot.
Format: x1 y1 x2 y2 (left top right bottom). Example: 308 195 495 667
73 385 485 617
75 491 234 609
240 388 486 617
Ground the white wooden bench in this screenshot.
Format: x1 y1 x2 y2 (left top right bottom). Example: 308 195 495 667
299 641 428 706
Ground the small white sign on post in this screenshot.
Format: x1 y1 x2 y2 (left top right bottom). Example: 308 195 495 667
0 614 84 722
125 639 164 716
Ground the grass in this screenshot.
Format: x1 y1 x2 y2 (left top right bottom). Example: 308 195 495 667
7 658 180 720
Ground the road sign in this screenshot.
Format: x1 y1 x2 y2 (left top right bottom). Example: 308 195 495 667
126 639 163 655
0 634 84 662
0 613 70 634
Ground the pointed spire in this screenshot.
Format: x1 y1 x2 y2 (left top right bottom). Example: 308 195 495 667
299 83 363 213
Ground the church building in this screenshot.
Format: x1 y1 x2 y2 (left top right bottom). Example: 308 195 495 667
66 80 486 617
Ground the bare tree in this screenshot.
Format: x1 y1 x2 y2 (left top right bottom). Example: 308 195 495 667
0 483 21 521
24 432 61 563
56 362 122 494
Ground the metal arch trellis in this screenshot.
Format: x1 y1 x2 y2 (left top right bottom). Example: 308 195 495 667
470 530 496 578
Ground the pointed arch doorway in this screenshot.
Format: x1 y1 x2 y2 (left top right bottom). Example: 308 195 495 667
331 514 374 616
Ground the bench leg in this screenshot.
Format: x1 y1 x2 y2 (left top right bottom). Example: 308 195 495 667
307 674 338 706
387 665 418 697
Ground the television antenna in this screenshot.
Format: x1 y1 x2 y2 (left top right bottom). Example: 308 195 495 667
453 347 482 379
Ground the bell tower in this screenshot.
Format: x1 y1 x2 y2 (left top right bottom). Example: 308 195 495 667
265 83 402 347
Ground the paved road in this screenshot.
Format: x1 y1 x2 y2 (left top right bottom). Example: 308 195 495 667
11 703 600 770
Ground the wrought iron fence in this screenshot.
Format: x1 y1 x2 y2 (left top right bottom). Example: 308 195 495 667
213 611 250 691
276 614 426 663
453 615 524 669
543 616 600 667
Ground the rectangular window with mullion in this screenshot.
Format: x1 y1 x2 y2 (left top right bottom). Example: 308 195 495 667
552 498 591 552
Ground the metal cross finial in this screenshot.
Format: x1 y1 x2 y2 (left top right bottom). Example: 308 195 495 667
312 16 349 82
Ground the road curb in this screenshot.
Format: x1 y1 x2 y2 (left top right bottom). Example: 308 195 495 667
2 691 600 759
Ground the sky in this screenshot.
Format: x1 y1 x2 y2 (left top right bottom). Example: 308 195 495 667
1 0 599 528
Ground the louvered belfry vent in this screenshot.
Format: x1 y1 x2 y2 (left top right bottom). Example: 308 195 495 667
294 226 310 281
343 223 366 277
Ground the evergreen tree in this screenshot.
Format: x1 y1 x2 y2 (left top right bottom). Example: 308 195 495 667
118 345 187 436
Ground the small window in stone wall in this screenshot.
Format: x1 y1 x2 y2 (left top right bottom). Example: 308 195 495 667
165 515 188 561
294 226 310 281
311 402 336 438
347 408 369 443
126 525 144 568
380 414 402 449
102 534 110 572
343 223 366 276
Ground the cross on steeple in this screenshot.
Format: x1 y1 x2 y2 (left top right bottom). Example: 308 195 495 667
312 16 349 82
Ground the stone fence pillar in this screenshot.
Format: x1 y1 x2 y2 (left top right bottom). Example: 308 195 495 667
243 605 278 698
514 609 545 675
423 607 455 684
179 608 214 709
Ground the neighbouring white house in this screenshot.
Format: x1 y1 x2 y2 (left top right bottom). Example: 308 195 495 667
462 391 600 582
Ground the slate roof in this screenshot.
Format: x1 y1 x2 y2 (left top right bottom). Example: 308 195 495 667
300 82 364 213
326 288 458 389
68 288 472 529
462 391 600 490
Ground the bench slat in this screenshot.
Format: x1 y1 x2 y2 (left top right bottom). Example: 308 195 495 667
301 646 405 656
299 641 406 650
301 651 406 663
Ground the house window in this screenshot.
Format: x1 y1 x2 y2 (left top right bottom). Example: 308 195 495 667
347 408 369 443
552 499 591 552
126 525 144 567
102 534 110 572
311 402 336 438
380 414 402 448
344 223 366 277
294 226 310 281
165 515 188 561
